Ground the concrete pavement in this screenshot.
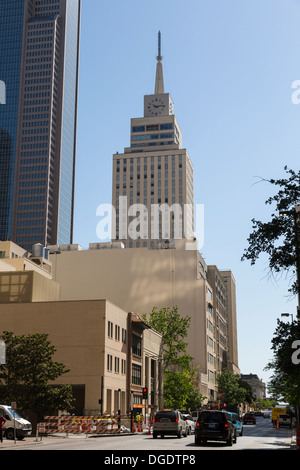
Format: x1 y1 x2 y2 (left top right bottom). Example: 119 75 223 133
0 428 297 450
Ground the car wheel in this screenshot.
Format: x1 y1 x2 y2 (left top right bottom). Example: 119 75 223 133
153 432 157 439
5 429 15 440
233 432 237 444
195 437 201 446
177 429 182 438
240 428 243 436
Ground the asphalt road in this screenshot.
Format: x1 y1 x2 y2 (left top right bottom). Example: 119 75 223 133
1 416 294 454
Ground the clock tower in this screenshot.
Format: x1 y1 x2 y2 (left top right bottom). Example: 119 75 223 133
111 32 194 248
144 32 174 117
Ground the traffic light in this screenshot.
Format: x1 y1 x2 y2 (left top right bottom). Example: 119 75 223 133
142 387 148 400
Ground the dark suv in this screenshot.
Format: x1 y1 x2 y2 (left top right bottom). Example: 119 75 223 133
195 410 237 446
243 412 256 424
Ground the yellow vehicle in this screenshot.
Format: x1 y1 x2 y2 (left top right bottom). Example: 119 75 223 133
271 407 287 423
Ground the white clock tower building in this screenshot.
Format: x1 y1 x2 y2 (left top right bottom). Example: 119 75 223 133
112 33 194 248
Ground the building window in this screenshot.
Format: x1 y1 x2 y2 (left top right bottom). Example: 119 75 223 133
108 321 113 338
115 325 120 341
107 354 112 372
115 357 120 373
132 363 142 385
122 328 127 344
121 359 126 375
132 334 141 356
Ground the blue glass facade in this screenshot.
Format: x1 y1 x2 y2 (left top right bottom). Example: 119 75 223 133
58 0 81 245
0 0 81 250
0 0 26 240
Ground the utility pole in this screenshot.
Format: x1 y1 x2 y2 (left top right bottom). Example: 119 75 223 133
294 205 300 321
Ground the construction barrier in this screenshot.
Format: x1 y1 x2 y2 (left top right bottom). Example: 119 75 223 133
39 414 133 436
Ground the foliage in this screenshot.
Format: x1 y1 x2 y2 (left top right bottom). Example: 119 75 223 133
254 397 278 410
163 371 194 409
217 370 248 406
239 379 254 403
265 320 300 406
241 167 300 295
0 331 74 418
143 306 204 409
142 306 193 371
163 368 205 410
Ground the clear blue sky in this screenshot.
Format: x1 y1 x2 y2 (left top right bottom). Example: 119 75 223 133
73 0 300 391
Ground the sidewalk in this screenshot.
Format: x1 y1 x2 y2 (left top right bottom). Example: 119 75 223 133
0 434 85 449
0 436 44 449
0 430 139 449
290 430 297 450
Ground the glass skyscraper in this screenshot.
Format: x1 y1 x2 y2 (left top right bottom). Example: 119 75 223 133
0 0 26 241
0 0 81 250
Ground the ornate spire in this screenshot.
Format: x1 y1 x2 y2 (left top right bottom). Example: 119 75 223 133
155 31 164 94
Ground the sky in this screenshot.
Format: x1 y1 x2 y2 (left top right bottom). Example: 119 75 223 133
73 0 300 391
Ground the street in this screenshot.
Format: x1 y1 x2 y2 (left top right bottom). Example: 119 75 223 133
1 416 294 452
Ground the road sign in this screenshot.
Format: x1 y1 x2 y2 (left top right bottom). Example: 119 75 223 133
39 423 46 433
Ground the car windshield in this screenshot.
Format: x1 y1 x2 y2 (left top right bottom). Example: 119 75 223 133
201 412 225 423
155 411 176 420
7 408 21 419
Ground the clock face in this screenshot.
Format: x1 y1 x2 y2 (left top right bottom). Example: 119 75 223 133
147 97 166 116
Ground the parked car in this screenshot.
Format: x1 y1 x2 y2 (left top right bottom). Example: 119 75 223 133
153 410 187 439
227 412 243 436
243 412 256 424
195 410 237 446
254 411 264 417
263 411 271 419
191 410 201 422
183 414 195 434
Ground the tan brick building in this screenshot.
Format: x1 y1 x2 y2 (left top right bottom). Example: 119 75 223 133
47 238 240 404
0 242 163 417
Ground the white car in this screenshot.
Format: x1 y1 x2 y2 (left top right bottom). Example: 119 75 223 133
183 414 195 434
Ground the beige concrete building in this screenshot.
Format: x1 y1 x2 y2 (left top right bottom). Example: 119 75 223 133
48 239 240 404
221 270 239 375
0 242 163 417
111 34 194 248
240 374 266 400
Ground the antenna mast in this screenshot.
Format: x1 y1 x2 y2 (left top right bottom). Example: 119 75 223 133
157 31 162 60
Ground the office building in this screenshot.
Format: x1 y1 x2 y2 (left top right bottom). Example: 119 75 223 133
47 239 240 403
0 241 163 417
112 33 194 248
0 0 81 250
240 374 266 400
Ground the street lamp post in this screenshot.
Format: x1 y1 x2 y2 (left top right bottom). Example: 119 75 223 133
281 313 294 323
294 205 300 320
279 205 300 321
